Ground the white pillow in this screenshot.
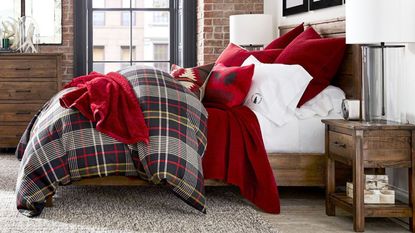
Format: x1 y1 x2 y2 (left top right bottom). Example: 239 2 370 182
295 85 346 119
242 55 312 126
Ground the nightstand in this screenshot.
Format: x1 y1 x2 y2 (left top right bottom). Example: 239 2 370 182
322 119 415 232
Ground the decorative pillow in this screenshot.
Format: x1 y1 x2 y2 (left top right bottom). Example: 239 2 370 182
264 23 304 50
215 43 282 67
170 63 214 100
274 27 346 107
242 55 312 126
203 63 255 108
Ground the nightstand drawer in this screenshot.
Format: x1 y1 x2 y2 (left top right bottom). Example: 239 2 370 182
0 125 27 147
0 59 57 78
329 131 354 159
0 103 42 122
0 82 57 100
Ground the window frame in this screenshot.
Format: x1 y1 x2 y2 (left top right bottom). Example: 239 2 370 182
74 0 196 76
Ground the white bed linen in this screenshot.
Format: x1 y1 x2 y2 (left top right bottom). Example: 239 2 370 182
255 110 343 153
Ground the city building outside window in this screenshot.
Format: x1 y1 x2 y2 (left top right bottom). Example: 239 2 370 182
74 0 196 76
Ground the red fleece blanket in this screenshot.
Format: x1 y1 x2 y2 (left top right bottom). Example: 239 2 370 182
60 72 149 144
203 104 280 214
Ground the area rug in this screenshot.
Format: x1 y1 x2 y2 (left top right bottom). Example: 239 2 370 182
0 154 278 233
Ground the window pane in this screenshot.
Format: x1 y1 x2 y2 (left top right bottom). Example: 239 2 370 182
93 11 130 61
93 12 105 26
132 11 170 61
93 62 131 73
121 11 136 26
135 0 169 8
120 46 136 61
1 0 21 19
153 44 168 61
93 0 170 8
93 0 130 8
133 62 170 73
93 46 105 61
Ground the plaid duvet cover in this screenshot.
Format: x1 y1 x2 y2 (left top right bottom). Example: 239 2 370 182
15 66 208 217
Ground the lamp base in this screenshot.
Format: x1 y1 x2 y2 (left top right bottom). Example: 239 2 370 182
361 44 405 123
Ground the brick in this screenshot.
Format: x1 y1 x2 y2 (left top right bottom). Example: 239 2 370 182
197 0 264 64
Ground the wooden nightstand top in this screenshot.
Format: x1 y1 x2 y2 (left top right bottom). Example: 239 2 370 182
322 119 415 130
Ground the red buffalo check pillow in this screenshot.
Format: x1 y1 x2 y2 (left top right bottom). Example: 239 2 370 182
170 63 214 100
203 63 255 108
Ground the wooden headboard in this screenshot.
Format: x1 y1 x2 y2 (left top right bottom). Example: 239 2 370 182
279 17 362 101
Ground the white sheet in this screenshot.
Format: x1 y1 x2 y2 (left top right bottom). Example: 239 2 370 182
256 110 343 153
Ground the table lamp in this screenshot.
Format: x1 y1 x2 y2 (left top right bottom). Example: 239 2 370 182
229 14 273 50
346 0 415 122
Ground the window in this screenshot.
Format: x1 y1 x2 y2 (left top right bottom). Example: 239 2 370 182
121 12 135 26
73 0 196 76
93 12 105 26
121 0 135 26
93 46 105 73
153 43 169 71
92 0 105 26
121 46 136 60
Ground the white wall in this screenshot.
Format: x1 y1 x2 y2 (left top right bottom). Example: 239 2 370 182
264 0 345 37
264 0 415 203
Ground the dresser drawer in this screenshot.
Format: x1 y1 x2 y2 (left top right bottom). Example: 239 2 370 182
0 59 57 78
0 125 27 147
0 103 42 122
0 82 57 100
329 131 354 160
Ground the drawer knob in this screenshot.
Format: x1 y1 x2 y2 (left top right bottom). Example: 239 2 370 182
333 141 346 148
15 67 31 71
16 112 31 115
16 90 31 93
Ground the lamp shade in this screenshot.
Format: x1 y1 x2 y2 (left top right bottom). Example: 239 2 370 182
229 14 273 46
346 0 415 44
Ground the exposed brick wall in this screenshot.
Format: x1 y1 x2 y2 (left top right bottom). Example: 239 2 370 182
39 0 74 83
197 0 263 65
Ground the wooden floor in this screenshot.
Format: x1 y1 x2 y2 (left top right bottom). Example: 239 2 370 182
261 187 409 233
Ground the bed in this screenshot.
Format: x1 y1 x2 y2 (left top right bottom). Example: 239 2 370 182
71 17 361 187
17 17 361 215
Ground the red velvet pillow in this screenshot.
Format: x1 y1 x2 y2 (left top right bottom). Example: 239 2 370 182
275 27 346 107
170 63 214 100
264 23 304 50
216 43 282 67
203 63 255 107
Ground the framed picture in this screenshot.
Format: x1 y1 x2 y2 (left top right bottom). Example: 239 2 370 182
283 0 308 16
310 0 343 10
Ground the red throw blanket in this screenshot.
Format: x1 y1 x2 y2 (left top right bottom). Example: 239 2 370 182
203 104 280 214
60 72 149 144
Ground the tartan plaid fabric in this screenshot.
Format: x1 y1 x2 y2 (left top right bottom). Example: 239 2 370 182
15 66 208 217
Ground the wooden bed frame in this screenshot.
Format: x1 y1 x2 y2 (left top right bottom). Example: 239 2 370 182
46 18 361 206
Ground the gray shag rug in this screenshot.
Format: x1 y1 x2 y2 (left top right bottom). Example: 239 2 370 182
0 154 278 233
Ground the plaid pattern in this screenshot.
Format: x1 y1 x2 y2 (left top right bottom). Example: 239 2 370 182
16 65 208 217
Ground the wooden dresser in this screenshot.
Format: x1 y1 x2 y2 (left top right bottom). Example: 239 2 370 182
0 53 62 148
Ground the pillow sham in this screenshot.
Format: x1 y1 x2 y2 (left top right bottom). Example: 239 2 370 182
295 85 346 119
274 27 346 107
264 23 304 50
215 43 282 67
242 55 312 126
170 63 214 100
203 63 255 108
